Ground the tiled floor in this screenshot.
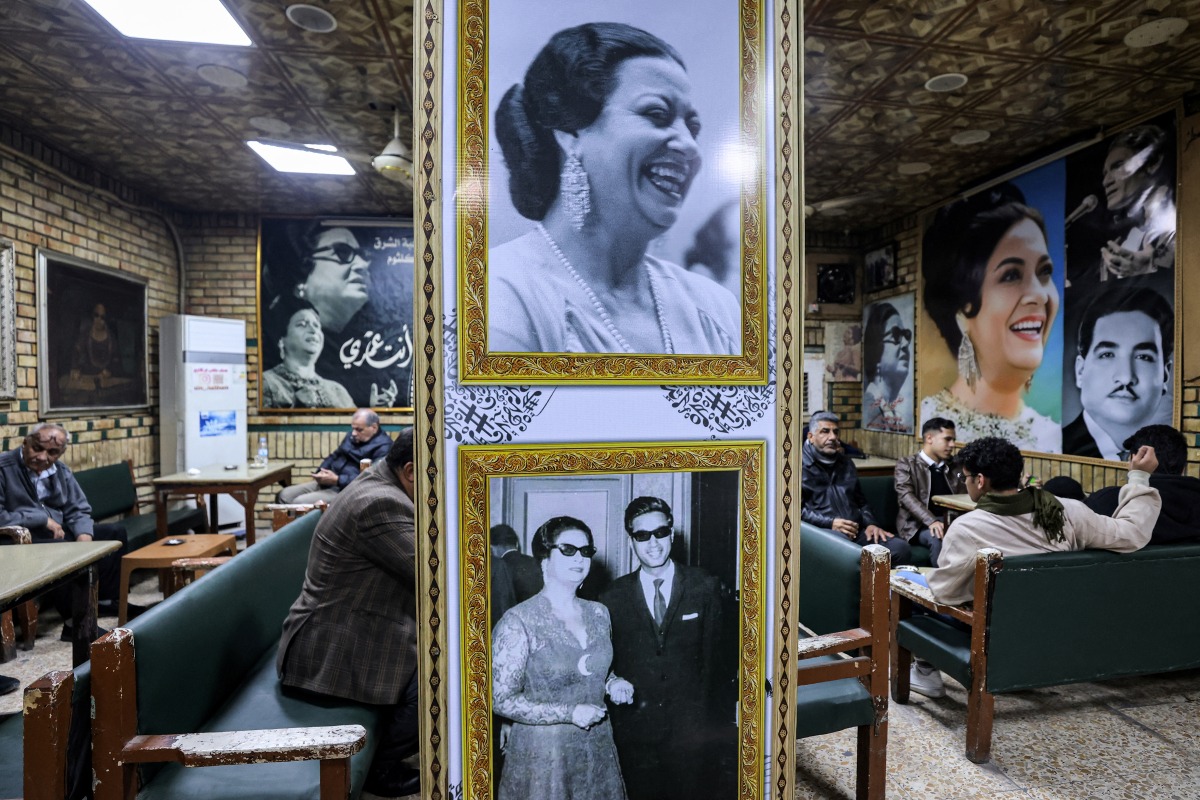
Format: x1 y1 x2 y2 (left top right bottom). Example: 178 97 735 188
795 667 1200 799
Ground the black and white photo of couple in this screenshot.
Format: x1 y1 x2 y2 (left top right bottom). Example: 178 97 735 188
487 474 741 800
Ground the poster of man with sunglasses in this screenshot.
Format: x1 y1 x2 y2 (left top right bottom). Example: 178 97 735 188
862 293 915 434
487 473 739 800
258 218 415 411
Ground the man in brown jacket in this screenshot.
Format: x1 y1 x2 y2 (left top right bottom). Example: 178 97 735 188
894 417 964 568
276 427 419 797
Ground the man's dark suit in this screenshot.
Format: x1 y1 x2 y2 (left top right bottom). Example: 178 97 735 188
501 549 542 602
277 458 417 704
599 564 732 800
1063 414 1103 459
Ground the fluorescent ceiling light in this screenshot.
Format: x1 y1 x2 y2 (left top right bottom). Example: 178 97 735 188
247 141 355 175
82 0 252 46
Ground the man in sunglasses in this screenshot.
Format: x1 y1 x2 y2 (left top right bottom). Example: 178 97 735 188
802 411 913 564
599 496 732 800
277 428 420 797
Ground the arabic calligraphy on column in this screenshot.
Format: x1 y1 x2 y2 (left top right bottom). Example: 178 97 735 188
442 313 554 444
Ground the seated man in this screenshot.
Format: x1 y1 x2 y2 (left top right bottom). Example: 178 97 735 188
894 417 964 567
1085 424 1200 544
801 411 911 564
913 436 1160 697
0 423 127 636
278 408 392 505
276 428 419 797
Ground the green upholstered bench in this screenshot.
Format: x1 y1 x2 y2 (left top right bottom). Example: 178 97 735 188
74 461 207 551
88 508 382 800
797 526 890 800
891 542 1200 763
859 475 932 566
0 669 82 800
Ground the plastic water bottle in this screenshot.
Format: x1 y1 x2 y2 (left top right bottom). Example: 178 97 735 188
255 436 269 467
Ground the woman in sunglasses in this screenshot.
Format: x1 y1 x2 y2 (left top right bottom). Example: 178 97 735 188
491 515 632 800
921 182 1060 451
862 301 912 434
261 297 354 409
261 220 413 408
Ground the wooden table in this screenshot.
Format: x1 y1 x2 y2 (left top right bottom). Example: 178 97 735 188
0 540 121 666
931 494 976 513
153 462 294 548
851 455 898 478
118 533 237 624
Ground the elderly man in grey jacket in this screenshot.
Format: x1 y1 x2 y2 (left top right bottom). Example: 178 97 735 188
0 424 127 647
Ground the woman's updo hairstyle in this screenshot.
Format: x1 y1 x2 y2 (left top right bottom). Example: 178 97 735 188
530 515 594 562
922 182 1047 354
495 22 685 220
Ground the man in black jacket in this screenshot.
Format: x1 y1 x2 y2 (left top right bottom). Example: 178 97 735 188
801 411 911 564
278 408 392 505
1085 424 1200 544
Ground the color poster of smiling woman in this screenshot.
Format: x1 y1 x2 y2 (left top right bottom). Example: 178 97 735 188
458 0 768 384
917 163 1065 453
258 218 415 411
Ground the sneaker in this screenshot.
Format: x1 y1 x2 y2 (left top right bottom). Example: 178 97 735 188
909 660 946 698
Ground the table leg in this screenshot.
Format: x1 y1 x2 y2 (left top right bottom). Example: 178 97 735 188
208 492 219 534
118 558 134 626
74 564 100 667
243 489 259 547
156 489 168 541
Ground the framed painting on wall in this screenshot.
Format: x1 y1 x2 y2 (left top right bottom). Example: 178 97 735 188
458 440 766 800
863 241 897 293
257 217 415 412
457 0 768 384
37 250 149 414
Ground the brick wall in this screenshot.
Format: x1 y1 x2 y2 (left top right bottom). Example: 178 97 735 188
0 142 178 492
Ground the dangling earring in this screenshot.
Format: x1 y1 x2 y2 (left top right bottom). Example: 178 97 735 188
560 152 591 231
295 283 307 300
956 313 979 390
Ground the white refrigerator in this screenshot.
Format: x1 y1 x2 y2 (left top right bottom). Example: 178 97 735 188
159 314 248 526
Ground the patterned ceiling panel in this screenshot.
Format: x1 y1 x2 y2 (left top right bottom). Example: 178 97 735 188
802 0 1200 232
1 34 173 95
869 49 1028 109
806 0 973 40
803 34 916 99
0 0 1196 229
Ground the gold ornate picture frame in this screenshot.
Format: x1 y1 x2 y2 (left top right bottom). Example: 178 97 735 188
458 440 767 800
456 0 768 384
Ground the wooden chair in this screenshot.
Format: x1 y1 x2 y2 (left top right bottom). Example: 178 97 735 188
1 526 37 659
795 543 890 800
267 502 328 532
0 669 76 800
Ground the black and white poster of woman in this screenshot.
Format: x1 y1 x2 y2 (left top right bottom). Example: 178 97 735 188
862 293 914 435
257 218 414 411
459 0 768 383
917 164 1066 453
1060 113 1176 459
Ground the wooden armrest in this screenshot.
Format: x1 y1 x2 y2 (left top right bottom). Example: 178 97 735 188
0 525 31 544
889 572 975 625
796 628 870 660
121 725 367 767
171 557 233 572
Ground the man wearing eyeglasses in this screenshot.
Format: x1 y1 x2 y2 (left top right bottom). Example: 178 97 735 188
276 428 420 797
599 496 732 800
0 423 128 659
802 411 913 564
277 408 393 505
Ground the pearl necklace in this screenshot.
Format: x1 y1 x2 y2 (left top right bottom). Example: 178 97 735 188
536 223 674 354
